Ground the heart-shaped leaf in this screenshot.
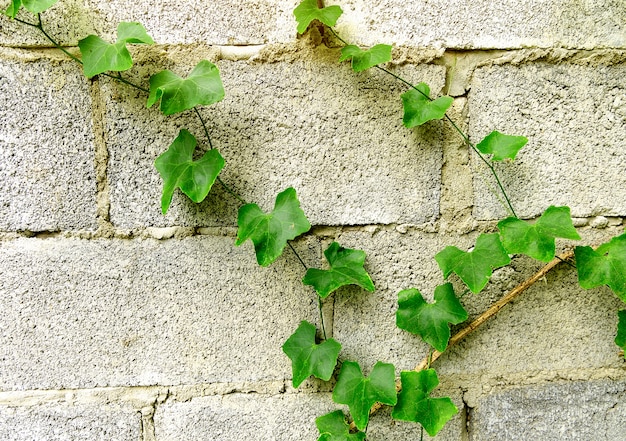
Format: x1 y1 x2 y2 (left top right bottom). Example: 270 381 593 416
575 233 626 302
339 44 392 72
476 130 528 161
402 83 453 128
498 206 580 262
78 22 154 78
316 410 366 441
616 310 626 359
236 187 311 267
147 60 225 115
396 283 468 352
154 129 224 214
332 361 397 431
436 233 511 294
282 321 341 387
392 369 458 437
5 0 59 18
294 0 343 34
303 242 374 298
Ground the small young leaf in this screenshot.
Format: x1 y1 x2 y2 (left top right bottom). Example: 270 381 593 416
401 83 453 128
498 206 581 262
282 321 341 388
617 310 626 358
339 44 392 72
147 60 225 115
302 242 375 298
476 130 528 161
294 0 343 34
332 361 397 431
78 22 154 78
396 283 468 352
316 410 366 441
392 369 458 437
5 0 59 18
236 188 311 267
575 233 626 302
435 233 511 294
154 129 225 215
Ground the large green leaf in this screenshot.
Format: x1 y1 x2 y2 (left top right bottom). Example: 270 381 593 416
396 283 468 352
5 0 59 18
575 233 626 302
282 321 341 387
316 410 366 441
401 83 453 128
498 206 581 262
147 60 225 115
302 242 375 298
154 129 224 215
435 233 511 294
236 187 311 267
78 22 154 78
332 361 397 431
294 0 343 34
476 130 528 161
339 44 392 72
617 310 626 358
392 369 458 437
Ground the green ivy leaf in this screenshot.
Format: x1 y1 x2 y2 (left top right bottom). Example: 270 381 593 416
332 361 397 431
5 0 59 18
235 187 311 267
575 233 626 302
401 83 453 128
78 22 154 78
282 321 341 388
498 206 581 262
302 242 375 298
147 60 225 115
396 283 468 352
338 44 392 72
617 310 626 358
154 129 224 215
392 369 458 437
476 130 528 161
294 0 343 34
435 233 511 294
316 410 366 441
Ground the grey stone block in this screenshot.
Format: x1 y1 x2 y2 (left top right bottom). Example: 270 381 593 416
0 236 320 390
468 63 626 220
334 0 625 49
104 48 445 228
0 0 295 46
0 52 97 231
0 402 141 441
469 380 626 441
154 391 464 440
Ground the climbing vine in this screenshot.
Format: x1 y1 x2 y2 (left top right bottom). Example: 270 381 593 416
4 0 626 439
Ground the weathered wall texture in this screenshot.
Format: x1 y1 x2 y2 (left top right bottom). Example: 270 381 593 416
0 1 625 440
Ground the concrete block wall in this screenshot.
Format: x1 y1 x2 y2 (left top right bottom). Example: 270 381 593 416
0 1 625 440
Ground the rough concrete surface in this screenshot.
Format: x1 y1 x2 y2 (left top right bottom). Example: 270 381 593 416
104 47 446 228
469 380 626 441
469 62 626 220
0 401 141 441
0 236 321 390
0 53 97 231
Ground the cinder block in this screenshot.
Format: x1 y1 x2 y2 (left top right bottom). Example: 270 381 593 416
0 53 97 231
104 48 445 228
0 402 141 441
469 380 626 440
154 391 464 441
468 63 626 220
332 0 625 49
0 236 320 390
0 0 294 46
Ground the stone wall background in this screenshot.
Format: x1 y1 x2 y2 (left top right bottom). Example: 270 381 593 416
0 1 625 440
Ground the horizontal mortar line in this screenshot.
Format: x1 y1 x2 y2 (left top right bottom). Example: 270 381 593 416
0 379 325 407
